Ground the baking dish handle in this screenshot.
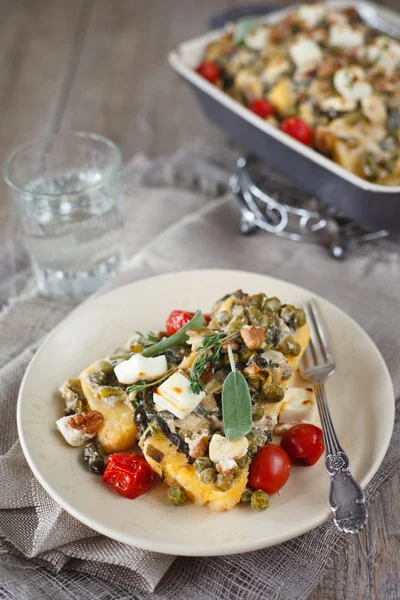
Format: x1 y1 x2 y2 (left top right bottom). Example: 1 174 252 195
210 4 277 29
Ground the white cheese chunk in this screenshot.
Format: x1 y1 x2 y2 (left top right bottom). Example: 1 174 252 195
209 433 248 463
278 388 316 424
56 415 96 447
361 94 387 125
368 36 400 76
333 66 372 101
114 354 167 385
153 372 205 419
262 57 291 86
319 95 357 113
297 3 327 28
329 24 364 49
245 27 269 51
289 37 323 67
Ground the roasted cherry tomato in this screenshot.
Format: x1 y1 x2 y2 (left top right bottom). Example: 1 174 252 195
248 444 291 495
281 424 325 466
280 117 313 146
166 310 210 335
102 452 154 499
248 99 275 119
196 61 221 83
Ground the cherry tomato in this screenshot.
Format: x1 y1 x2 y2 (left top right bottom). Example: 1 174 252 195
248 444 291 495
196 61 221 84
280 117 313 146
102 452 154 499
166 310 210 336
281 424 325 466
248 99 275 119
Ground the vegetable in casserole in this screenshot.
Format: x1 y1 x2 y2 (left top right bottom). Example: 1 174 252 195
195 4 400 185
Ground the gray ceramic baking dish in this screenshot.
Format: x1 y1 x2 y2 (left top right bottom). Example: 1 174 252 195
169 0 400 233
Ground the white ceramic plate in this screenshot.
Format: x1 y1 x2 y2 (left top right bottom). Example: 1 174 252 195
18 270 394 556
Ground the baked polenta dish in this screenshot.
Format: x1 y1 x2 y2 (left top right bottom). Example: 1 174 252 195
57 290 325 511
195 3 400 185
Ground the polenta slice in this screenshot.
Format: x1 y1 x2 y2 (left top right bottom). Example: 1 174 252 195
80 363 137 454
140 429 248 512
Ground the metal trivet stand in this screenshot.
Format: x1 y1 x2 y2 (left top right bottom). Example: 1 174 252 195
230 155 389 259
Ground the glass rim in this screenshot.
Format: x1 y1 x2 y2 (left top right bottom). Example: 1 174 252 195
3 131 122 197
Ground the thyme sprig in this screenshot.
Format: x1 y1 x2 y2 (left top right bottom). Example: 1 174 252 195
126 367 176 395
189 330 240 394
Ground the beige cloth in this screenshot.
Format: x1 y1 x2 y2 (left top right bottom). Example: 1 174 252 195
0 140 399 600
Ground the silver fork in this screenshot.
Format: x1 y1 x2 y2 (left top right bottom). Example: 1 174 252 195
300 300 368 534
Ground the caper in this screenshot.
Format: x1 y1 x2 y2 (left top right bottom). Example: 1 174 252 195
227 315 248 331
246 373 264 391
251 490 270 511
241 347 256 363
89 371 108 386
279 336 301 356
95 360 114 375
216 311 229 325
252 404 265 421
194 457 213 473
199 467 217 484
248 293 267 309
83 442 105 476
237 454 250 468
280 304 296 326
241 488 253 503
260 313 272 327
261 382 285 403
295 308 306 328
215 473 233 491
345 111 362 125
246 430 269 456
248 306 264 325
265 297 281 312
168 486 186 506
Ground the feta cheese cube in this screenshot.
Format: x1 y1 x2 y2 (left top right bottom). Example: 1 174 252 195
329 24 364 49
278 388 316 424
56 415 96 447
297 3 327 29
114 354 168 385
333 66 372 101
245 26 269 51
289 37 323 67
368 36 400 76
153 372 205 419
209 433 248 463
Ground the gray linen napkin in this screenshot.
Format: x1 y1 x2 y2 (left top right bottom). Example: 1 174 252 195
0 139 399 600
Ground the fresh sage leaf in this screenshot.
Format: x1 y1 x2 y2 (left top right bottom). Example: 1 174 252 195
234 18 259 45
142 310 205 357
222 347 252 442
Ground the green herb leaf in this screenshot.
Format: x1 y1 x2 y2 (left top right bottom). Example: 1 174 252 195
142 310 205 358
234 18 259 45
222 347 252 441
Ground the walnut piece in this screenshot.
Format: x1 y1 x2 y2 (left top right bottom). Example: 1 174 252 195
240 325 265 350
216 458 238 476
186 433 209 459
68 410 104 435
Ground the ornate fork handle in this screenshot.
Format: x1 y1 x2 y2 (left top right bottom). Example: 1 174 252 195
314 383 368 533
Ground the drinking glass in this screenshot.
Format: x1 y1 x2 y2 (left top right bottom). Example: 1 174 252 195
3 132 124 300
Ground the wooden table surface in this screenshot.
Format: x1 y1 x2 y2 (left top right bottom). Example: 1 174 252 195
0 1 399 598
